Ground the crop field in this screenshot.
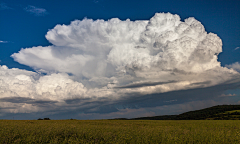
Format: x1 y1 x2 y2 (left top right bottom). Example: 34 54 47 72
224 110 240 114
0 120 240 144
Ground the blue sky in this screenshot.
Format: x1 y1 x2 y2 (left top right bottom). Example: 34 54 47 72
0 0 240 120
1 0 240 68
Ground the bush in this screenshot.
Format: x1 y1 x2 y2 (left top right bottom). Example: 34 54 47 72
43 118 50 120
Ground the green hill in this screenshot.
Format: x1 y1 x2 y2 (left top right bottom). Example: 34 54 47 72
115 105 240 120
174 105 240 120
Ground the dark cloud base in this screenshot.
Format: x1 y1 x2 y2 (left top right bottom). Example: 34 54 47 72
1 79 240 120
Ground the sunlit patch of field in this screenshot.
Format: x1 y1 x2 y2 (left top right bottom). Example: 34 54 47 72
223 110 240 114
0 120 240 143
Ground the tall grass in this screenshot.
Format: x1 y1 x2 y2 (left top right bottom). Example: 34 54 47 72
0 120 240 143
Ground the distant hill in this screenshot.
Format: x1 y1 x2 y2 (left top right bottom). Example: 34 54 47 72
113 105 240 120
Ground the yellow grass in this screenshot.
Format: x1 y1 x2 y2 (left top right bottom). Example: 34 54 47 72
0 120 240 143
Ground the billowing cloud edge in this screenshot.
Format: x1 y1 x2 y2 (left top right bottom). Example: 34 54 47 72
226 62 240 72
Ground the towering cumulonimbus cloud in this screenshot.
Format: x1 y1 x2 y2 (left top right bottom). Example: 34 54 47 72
12 12 224 78
1 13 240 115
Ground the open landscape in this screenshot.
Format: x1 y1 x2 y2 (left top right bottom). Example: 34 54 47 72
1 105 240 143
1 120 240 143
1 1 240 143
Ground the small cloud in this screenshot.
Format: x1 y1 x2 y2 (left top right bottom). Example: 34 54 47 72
0 40 9 43
0 2 13 10
219 94 236 97
234 47 240 51
24 5 48 16
164 99 177 103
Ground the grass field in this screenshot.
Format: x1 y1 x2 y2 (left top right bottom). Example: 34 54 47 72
0 120 240 144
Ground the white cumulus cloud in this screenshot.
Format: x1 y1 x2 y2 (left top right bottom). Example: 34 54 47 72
12 12 238 88
1 12 240 116
0 65 87 101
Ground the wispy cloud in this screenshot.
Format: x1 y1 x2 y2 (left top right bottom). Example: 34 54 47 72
0 2 13 10
0 40 9 43
24 5 48 16
234 47 240 51
219 93 236 97
93 0 99 3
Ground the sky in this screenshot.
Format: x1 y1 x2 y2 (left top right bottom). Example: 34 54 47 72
0 0 240 120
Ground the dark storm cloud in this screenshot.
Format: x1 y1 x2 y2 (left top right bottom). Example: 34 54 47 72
59 77 240 116
115 80 177 89
115 79 240 108
0 97 57 106
1 79 239 120
187 81 212 88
